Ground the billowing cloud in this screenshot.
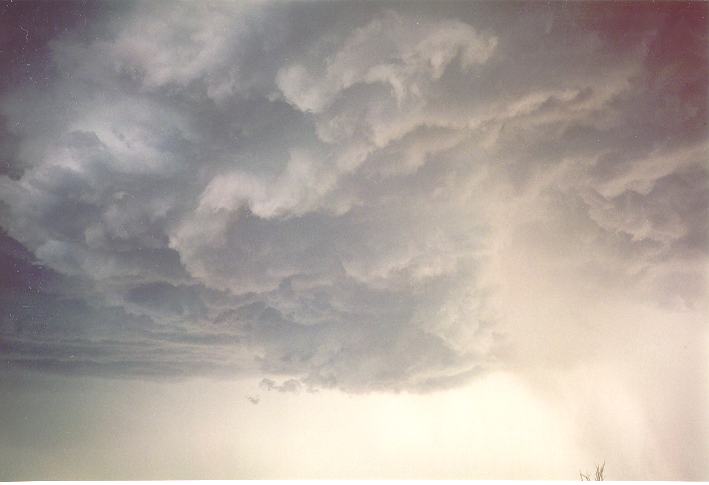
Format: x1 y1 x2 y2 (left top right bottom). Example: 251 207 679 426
0 0 706 433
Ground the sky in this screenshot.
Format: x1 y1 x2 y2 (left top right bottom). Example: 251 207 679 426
0 0 707 480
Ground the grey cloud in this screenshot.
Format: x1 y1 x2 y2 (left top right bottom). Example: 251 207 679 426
125 282 208 318
0 1 706 402
260 378 302 394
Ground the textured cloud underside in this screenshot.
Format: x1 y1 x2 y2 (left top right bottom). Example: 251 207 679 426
0 1 706 392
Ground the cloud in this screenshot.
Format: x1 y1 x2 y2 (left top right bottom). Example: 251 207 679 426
260 378 302 394
0 0 706 439
276 11 497 114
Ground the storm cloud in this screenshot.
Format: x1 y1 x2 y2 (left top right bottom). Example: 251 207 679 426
0 0 706 408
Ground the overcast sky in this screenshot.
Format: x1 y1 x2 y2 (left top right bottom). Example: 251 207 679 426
0 0 707 480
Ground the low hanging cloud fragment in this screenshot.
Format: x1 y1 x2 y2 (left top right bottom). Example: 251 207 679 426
260 378 302 394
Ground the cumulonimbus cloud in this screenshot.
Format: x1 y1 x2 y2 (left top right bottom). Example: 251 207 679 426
0 1 706 411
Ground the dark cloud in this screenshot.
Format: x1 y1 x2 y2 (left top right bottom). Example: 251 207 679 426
0 1 706 403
